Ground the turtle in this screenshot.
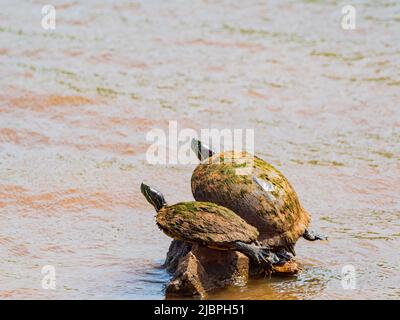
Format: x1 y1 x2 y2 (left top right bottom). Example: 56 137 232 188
190 138 327 257
140 182 288 274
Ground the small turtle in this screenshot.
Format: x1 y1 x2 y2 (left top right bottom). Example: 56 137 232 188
140 183 286 274
190 139 327 256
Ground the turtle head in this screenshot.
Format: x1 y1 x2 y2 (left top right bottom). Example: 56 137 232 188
140 183 167 212
191 138 215 161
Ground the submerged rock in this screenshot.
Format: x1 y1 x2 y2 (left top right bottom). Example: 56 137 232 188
164 240 299 298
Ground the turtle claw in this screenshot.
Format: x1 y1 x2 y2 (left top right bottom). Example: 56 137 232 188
261 248 280 264
256 247 280 275
275 249 292 264
234 242 277 275
314 234 328 241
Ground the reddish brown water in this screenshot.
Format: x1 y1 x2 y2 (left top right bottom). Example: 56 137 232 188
0 1 399 299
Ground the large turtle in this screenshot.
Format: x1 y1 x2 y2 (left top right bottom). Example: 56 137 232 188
190 139 327 256
140 183 287 274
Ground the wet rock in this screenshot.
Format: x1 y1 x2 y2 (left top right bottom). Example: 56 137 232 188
165 242 248 298
274 260 300 275
249 259 300 277
165 240 300 298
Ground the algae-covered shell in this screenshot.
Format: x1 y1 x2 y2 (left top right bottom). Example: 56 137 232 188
156 201 259 247
191 151 311 251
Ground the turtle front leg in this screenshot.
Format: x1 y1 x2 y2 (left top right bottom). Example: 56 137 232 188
303 229 328 241
274 248 292 262
233 242 281 275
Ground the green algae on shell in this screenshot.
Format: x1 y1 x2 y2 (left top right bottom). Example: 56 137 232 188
156 201 259 247
191 151 311 252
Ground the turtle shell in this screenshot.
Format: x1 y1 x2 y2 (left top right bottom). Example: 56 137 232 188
156 201 258 247
191 151 311 251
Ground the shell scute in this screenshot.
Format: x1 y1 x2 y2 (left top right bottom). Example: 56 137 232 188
191 151 311 248
157 201 258 246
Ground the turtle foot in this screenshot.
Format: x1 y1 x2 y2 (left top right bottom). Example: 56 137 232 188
256 247 279 277
234 242 280 276
303 229 328 241
274 249 293 264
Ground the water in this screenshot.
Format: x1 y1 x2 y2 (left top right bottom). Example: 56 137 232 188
0 0 399 299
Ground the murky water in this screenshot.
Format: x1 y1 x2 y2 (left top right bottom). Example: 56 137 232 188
0 0 399 299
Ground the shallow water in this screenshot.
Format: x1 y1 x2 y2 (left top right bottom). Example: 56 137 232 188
0 0 399 299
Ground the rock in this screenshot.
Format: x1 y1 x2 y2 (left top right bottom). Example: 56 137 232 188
164 240 192 273
164 240 300 298
166 250 208 297
274 259 300 275
165 241 249 298
249 258 300 277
